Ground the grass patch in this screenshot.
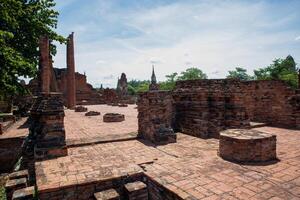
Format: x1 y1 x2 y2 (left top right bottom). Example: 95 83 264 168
0 186 6 200
0 174 7 200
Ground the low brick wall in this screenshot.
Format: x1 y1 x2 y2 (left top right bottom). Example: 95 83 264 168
38 173 143 200
0 137 25 173
37 172 186 200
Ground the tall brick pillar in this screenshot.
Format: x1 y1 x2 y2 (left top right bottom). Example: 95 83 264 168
39 36 50 94
67 32 76 109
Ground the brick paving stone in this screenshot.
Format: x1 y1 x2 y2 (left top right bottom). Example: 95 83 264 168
65 105 138 146
35 106 300 200
0 117 28 139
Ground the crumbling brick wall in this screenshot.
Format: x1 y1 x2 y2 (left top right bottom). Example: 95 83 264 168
240 80 296 127
173 79 249 138
137 91 175 142
138 79 300 141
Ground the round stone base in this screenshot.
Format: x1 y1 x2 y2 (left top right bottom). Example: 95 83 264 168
103 113 125 122
219 129 276 162
85 111 100 116
75 106 88 112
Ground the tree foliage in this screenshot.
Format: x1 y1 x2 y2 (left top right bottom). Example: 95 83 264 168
254 55 298 88
127 80 150 94
0 0 65 98
226 67 253 80
177 67 207 80
159 72 178 90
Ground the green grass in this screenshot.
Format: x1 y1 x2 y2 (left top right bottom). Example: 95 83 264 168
0 186 6 200
0 174 7 200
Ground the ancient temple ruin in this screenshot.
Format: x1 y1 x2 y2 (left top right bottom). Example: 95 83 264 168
2 36 300 200
116 73 128 97
138 79 300 142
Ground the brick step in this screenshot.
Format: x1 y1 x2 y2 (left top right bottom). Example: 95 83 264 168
8 170 29 182
124 181 148 200
94 188 120 200
5 177 27 200
12 186 35 200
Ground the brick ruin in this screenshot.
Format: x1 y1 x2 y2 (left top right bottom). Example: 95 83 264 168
29 36 67 160
117 73 128 97
2 35 300 200
116 73 136 104
66 32 76 109
138 79 300 141
27 32 120 106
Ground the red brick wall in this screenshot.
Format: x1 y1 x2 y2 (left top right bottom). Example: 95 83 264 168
138 79 299 140
173 79 249 138
241 80 296 127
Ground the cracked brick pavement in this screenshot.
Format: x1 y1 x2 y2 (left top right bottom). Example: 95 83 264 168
36 115 300 200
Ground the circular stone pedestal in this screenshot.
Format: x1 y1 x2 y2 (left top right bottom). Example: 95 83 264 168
219 129 276 162
103 113 125 122
75 106 88 112
85 111 100 116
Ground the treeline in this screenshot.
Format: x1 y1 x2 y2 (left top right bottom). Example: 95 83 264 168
128 55 298 94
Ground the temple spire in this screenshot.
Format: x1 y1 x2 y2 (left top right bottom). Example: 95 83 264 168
149 65 159 90
151 65 157 84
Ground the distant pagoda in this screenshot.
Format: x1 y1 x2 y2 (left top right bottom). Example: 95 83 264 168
149 65 159 91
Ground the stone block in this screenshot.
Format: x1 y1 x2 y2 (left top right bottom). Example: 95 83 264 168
103 113 125 122
124 181 148 200
118 104 128 107
85 111 101 116
12 186 35 200
75 106 88 112
94 189 120 200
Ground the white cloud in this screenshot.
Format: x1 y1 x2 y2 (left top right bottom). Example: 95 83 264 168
53 0 300 87
296 36 300 41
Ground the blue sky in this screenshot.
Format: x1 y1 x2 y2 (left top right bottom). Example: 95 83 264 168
53 0 300 88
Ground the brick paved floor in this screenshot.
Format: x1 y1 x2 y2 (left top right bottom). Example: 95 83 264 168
36 124 300 199
65 105 138 146
0 117 29 139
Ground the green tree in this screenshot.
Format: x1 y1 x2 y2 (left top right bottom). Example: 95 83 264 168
159 72 178 90
0 0 65 98
227 67 253 80
177 67 207 80
127 85 137 95
254 55 298 88
136 82 150 92
128 80 150 93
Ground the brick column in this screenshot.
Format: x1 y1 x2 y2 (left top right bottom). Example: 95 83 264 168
67 32 76 109
137 91 176 144
39 36 50 94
